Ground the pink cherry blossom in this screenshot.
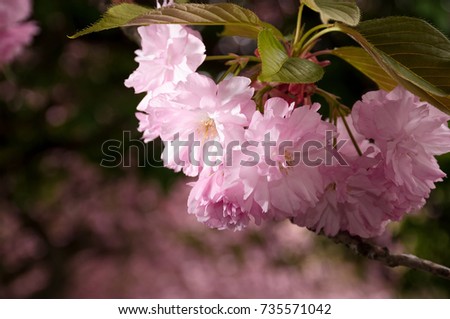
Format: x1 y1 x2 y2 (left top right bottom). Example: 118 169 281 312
0 0 38 66
293 87 450 237
236 97 334 219
187 166 264 231
135 82 176 142
352 86 450 216
385 141 446 218
124 24 206 94
148 72 255 176
0 0 32 28
352 86 450 156
335 115 376 158
294 154 394 238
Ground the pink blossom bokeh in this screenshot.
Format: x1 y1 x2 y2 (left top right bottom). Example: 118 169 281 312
0 151 396 298
0 0 38 66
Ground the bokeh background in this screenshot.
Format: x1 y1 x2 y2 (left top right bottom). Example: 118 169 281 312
1 0 450 298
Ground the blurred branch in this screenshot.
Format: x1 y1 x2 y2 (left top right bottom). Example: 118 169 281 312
327 231 450 280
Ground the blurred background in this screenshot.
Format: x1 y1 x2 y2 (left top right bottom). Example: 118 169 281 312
1 0 450 298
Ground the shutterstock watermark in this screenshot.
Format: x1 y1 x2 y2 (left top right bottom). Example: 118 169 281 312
100 130 349 168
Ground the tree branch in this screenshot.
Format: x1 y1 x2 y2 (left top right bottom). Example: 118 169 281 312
326 231 450 280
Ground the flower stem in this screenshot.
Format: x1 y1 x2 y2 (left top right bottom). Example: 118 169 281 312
205 55 235 61
316 88 362 156
294 23 331 55
300 25 341 54
206 55 260 63
337 105 363 156
217 63 239 83
293 3 305 49
306 49 332 58
254 85 273 113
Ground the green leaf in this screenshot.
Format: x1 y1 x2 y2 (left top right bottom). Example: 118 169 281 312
357 17 450 96
69 3 151 38
338 17 450 114
221 22 283 40
331 47 398 91
70 3 275 39
258 29 288 77
302 0 360 26
258 29 323 83
264 57 325 83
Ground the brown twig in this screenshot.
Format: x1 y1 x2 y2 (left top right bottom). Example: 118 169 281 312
327 231 450 280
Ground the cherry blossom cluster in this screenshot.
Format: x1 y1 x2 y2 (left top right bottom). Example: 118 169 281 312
295 88 450 237
125 22 450 238
0 0 38 66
